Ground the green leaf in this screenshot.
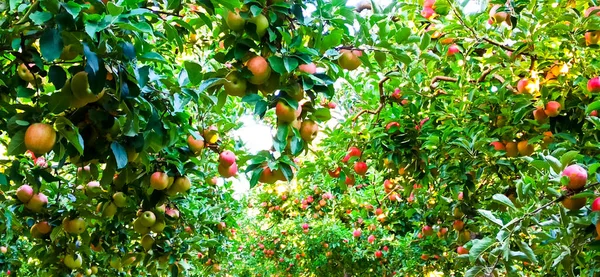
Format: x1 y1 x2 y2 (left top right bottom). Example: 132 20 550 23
313 108 331 122
284 56 299 72
560 151 579 168
43 88 70 114
111 142 128 169
394 27 411 43
82 43 99 73
184 61 203 86
198 78 225 94
48 65 67 89
55 117 84 155
140 52 167 63
40 28 63 62
586 101 600 113
107 2 124 16
268 56 286 74
492 194 516 210
30 11 52 25
419 32 431 51
469 237 495 263
61 2 82 18
477 209 503 226
7 130 26 155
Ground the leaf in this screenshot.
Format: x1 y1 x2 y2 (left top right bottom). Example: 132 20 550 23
107 2 124 16
465 266 486 277
394 27 411 43
560 151 579 168
477 209 503 226
313 108 331 122
586 100 600 114
111 142 128 169
419 32 431 51
518 241 538 263
48 65 67 89
184 61 203 85
30 11 52 25
55 117 84 155
284 56 299 72
82 43 99 73
492 194 516 210
140 52 167 63
469 237 495 263
268 56 286 74
43 88 71 114
198 78 225 94
40 28 63 62
7 130 26 155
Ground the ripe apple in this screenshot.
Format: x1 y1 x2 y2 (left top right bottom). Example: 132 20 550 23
141 234 154 251
516 78 538 94
347 146 361 158
102 202 117 218
299 120 319 142
533 107 548 123
218 162 238 178
544 101 561 117
17 63 35 82
35 221 52 234
592 197 600 212
562 196 586 211
226 9 245 31
24 123 56 155
368 235 375 243
112 192 127 208
457 246 469 255
586 31 600 46
85 181 102 196
338 49 361 70
489 4 509 24
64 253 83 269
187 133 205 154
219 150 236 166
352 229 362 238
246 56 271 85
248 13 269 38
26 193 48 212
169 176 191 194
562 164 587 190
328 167 341 178
588 77 600 93
0 246 6 254
375 250 383 259
421 7 435 19
385 122 400 132
203 126 219 144
447 44 460 56
298 63 317 74
354 162 368 175
505 142 518 157
64 218 87 234
16 184 34 203
223 72 247 97
490 141 505 151
139 211 157 227
275 101 301 123
453 220 464 231
150 172 169 190
422 225 433 236
517 140 534 156
421 254 429 260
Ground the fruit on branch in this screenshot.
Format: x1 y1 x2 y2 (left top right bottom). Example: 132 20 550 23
17 64 35 82
60 44 80 60
533 107 548 123
218 162 238 178
85 181 102 196
133 218 150 235
24 123 56 155
226 9 245 31
139 211 157 227
517 140 534 156
102 202 117 218
187 133 205 154
352 229 362 238
141 234 155 251
375 250 383 259
447 44 460 56
562 164 587 190
223 72 247 97
328 167 341 178
368 235 375 243
544 101 561 117
422 225 433 236
338 50 362 70
588 77 600 93
354 162 368 176
457 246 469 254
64 253 83 269
300 120 319 142
25 193 48 212
298 63 317 74
34 221 52 235
246 56 272 85
562 196 586 211
592 197 600 212
150 172 169 190
516 78 538 94
489 5 510 25
150 219 166 233
248 13 269 38
490 141 505 151
16 184 34 203
275 101 301 124
421 7 435 19
586 31 600 46
71 71 104 104
219 151 236 166
385 122 400 132
168 176 191 194
585 6 600 17
203 126 219 144
505 142 518 157
453 220 464 231
541 131 553 149
287 82 305 101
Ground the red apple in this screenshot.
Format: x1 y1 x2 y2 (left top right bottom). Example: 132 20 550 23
422 225 433 236
354 162 368 175
16 184 34 203
588 77 600 93
219 150 236 166
453 220 464 231
447 44 460 56
592 197 600 212
533 107 548 123
353 229 362 238
562 164 587 190
375 250 383 259
544 101 561 117
457 246 469 255
385 122 400 132
368 235 375 243
490 141 505 151
298 63 317 74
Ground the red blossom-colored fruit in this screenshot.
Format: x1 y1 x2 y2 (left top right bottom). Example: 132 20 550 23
421 254 429 260
328 167 341 178
533 107 548 123
422 225 434 236
588 77 600 92
218 162 238 178
421 7 435 18
562 164 588 190
345 175 355 185
453 220 464 231
219 150 236 166
458 192 464 201
591 197 600 212
24 123 57 155
490 141 505 151
26 193 48 212
368 235 375 243
353 229 362 238
302 223 309 230
375 250 383 259
298 63 317 74
16 184 34 203
391 88 401 100
348 147 361 158
544 101 561 117
447 44 460 56
591 110 598 117
383 245 389 252
457 246 469 255
385 122 400 132
354 162 368 175
328 102 336 109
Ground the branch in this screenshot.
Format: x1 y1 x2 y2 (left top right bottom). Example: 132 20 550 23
15 0 39 25
430 68 516 93
352 76 390 122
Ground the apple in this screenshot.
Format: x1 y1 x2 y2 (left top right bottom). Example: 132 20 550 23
112 192 127 208
219 150 236 166
457 246 469 255
0 246 6 254
424 0 435 8
421 254 429 260
225 9 245 31
35 221 52 234
585 6 600 17
298 63 317 74
421 7 435 19
453 220 464 231
187 133 205 154
102 202 117 218
354 162 368 175
71 71 104 104
203 125 219 144
544 101 561 117
489 4 509 24
368 235 375 244
562 196 586 211
300 120 319 142
447 44 460 56
64 253 83 269
150 172 169 190
139 211 157 227
17 63 34 82
352 229 362 238
26 193 48 212
16 184 34 203
588 77 600 93
347 146 361 158
490 141 505 151
516 78 538 94
338 49 361 70
141 234 154 251
218 162 238 178
275 101 301 123
533 107 548 123
85 181 102 196
562 164 587 190
248 14 269 38
24 123 56 155
592 197 600 212
385 122 400 132
150 219 166 233
505 142 518 157
586 31 600 45
259 166 277 184
592 110 599 117
422 225 433 236
345 175 355 185
517 140 534 156
64 218 87 234
328 102 337 109
169 176 191 194
60 44 79 60
246 56 271 85
328 167 341 178
223 72 247 97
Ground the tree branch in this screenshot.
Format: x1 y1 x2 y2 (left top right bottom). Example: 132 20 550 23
352 76 390 122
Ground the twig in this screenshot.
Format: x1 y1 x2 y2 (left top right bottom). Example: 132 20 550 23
15 0 39 25
352 76 391 121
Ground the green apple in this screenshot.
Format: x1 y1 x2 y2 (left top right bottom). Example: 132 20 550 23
226 9 245 31
150 219 166 233
141 234 154 251
249 14 269 37
133 218 150 235
102 202 118 218
64 253 83 269
139 211 156 227
112 192 127 208
223 72 247 97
